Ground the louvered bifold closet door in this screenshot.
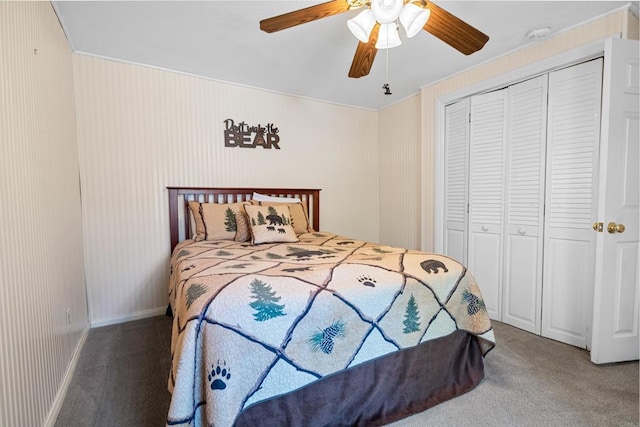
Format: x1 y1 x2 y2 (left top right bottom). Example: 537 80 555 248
468 89 508 320
444 99 470 264
542 59 603 348
502 75 548 334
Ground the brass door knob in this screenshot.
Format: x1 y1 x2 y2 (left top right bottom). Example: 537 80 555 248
607 222 625 234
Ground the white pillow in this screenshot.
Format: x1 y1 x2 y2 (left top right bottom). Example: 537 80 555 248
252 192 301 203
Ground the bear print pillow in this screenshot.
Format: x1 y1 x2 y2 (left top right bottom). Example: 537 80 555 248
249 200 312 234
243 204 299 245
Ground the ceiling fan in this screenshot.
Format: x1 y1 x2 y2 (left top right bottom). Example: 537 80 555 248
260 0 489 79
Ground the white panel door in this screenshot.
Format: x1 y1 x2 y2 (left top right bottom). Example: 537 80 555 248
542 59 603 348
443 99 470 264
468 89 507 320
591 39 639 364
502 75 548 334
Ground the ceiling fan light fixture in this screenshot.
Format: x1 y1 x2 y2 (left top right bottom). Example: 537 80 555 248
370 0 404 24
376 23 402 49
347 9 376 42
399 3 430 38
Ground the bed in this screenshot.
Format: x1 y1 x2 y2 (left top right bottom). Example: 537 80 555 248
166 186 495 427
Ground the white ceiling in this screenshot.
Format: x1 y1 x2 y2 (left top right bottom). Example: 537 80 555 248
53 1 637 110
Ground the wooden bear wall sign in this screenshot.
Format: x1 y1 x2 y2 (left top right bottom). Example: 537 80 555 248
223 119 280 149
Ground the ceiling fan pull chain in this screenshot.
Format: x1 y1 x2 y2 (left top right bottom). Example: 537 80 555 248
383 32 392 95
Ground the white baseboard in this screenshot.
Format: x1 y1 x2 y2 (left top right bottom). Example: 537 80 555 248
43 326 90 427
90 306 168 328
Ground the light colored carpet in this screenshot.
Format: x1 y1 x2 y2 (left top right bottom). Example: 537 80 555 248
56 316 639 426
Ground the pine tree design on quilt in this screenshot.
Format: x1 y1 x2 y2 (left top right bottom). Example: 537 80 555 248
462 290 486 315
372 247 392 254
402 294 421 333
307 320 346 354
285 246 338 260
249 279 286 321
186 283 207 309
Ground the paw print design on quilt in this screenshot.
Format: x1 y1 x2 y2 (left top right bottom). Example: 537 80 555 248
208 361 231 390
357 275 377 287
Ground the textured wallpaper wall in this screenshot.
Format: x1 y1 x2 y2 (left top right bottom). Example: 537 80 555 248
0 2 89 426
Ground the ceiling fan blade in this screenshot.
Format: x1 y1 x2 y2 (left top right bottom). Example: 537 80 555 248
348 23 380 78
423 2 489 55
260 0 352 33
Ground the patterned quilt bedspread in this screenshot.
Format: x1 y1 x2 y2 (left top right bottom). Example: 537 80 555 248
167 232 495 426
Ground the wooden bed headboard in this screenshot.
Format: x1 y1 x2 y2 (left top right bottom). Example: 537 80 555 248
167 187 321 252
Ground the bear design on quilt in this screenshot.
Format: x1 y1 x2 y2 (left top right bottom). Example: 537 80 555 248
420 259 449 274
